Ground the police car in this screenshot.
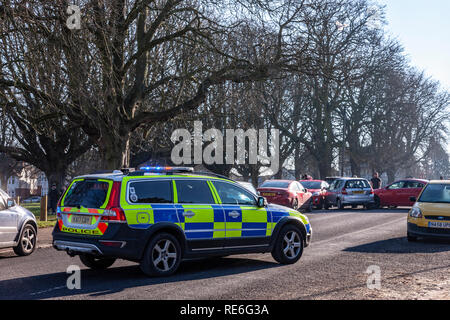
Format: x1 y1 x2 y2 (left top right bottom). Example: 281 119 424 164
52 167 312 276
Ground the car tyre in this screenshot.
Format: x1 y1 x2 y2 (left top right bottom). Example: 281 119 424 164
140 232 182 277
407 234 418 242
271 225 304 265
292 198 299 211
79 254 116 270
307 200 313 212
373 196 381 209
13 224 37 256
337 199 344 210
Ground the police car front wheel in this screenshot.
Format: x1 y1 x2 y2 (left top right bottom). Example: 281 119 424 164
140 232 182 277
272 225 304 264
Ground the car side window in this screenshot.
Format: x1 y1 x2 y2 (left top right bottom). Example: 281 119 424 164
128 180 173 204
405 181 423 189
175 180 215 204
213 181 257 206
387 181 406 190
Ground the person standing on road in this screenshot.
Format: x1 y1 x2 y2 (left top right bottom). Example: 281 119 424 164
370 172 382 190
48 184 60 215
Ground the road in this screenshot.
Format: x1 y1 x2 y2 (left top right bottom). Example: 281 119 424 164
1 208 450 300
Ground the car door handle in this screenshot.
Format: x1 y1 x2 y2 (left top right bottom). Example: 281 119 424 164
228 211 240 218
183 211 195 218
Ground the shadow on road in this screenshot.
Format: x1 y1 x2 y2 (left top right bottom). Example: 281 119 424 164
307 208 410 215
0 256 281 300
344 237 450 254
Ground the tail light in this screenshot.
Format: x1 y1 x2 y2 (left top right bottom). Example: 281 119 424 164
101 182 126 223
341 189 348 195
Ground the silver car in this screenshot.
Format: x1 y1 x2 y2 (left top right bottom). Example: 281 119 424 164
0 188 38 256
325 178 375 210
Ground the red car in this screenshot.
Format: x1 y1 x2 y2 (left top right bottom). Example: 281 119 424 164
257 180 313 212
373 179 428 208
300 180 329 209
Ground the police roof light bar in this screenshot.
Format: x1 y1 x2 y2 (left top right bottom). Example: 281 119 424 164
138 166 194 173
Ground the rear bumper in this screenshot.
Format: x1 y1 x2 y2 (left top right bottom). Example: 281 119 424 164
52 223 147 261
342 195 374 205
407 222 450 239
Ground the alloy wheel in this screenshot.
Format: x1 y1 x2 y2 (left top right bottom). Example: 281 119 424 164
282 231 302 259
152 239 178 272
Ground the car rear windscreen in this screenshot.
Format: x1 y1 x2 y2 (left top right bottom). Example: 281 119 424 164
260 181 290 188
301 181 322 189
63 180 110 208
345 180 370 189
419 184 450 203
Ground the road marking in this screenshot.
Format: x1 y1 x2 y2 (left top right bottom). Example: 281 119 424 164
29 286 66 296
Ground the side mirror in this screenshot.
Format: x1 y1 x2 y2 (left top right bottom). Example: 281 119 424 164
7 198 16 208
409 196 416 203
257 196 267 207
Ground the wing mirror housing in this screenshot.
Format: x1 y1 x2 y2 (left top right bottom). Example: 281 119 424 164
257 196 268 208
7 198 16 208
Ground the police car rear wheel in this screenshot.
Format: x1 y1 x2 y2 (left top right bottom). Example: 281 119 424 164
272 225 304 264
140 232 181 277
79 254 116 270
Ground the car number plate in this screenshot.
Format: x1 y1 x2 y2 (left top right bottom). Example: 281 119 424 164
263 193 276 197
353 191 364 194
71 215 92 225
428 221 450 229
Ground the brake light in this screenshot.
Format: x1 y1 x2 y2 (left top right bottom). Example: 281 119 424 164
101 182 126 223
342 189 348 195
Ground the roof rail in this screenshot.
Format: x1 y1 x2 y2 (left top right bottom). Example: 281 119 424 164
192 171 232 181
89 168 135 175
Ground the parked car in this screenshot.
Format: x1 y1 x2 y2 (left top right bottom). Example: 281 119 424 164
53 167 312 276
300 180 329 209
374 179 428 208
237 181 259 196
325 177 341 186
407 180 450 241
0 188 38 256
324 178 375 210
22 196 42 204
257 180 313 212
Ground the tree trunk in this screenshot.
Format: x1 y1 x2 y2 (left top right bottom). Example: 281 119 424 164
386 168 397 184
350 156 361 177
100 134 131 170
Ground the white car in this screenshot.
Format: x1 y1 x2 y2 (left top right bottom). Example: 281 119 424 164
0 188 38 256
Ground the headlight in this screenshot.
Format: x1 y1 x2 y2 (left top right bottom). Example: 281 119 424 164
409 207 423 218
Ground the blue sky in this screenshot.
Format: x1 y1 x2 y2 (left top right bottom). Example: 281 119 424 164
378 0 450 152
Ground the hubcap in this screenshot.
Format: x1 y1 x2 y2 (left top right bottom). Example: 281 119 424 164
282 231 301 259
152 239 177 272
22 228 35 253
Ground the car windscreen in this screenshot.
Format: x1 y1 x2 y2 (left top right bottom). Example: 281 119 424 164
301 181 322 189
345 180 370 189
260 181 290 188
419 184 450 203
63 179 110 208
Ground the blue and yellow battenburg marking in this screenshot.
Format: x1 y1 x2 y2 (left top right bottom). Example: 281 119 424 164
119 175 310 240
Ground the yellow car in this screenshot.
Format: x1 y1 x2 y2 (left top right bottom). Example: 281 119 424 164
407 180 450 241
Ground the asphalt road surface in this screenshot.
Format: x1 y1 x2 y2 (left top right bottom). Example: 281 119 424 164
1 208 450 300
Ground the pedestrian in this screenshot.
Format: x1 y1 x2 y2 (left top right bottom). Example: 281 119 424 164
48 183 60 215
440 176 444 180
370 172 382 190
